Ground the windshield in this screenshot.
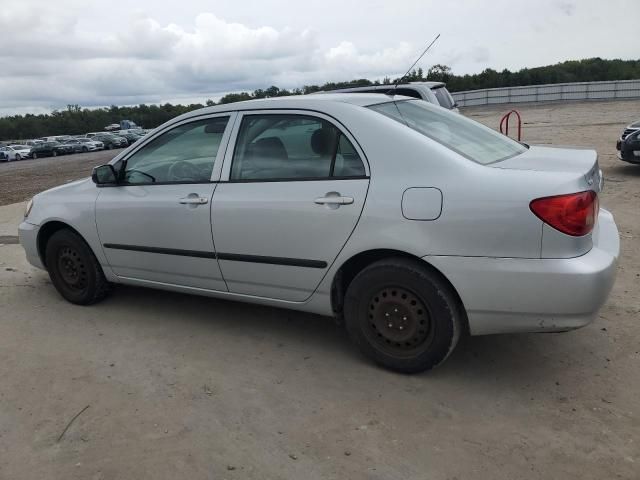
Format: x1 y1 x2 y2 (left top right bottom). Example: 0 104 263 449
368 100 527 165
431 86 455 109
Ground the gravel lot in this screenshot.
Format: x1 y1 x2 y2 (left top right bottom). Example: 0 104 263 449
0 149 119 206
1 100 639 479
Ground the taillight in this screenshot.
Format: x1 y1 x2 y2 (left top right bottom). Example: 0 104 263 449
530 190 598 236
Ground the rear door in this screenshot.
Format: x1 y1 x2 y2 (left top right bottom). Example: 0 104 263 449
211 110 370 301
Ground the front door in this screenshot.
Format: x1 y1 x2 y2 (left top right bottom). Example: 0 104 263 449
211 111 369 301
96 113 235 291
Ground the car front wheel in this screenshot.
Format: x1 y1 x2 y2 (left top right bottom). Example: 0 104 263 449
45 229 110 305
32 152 37 159
15 154 21 161
52 150 57 157
344 257 462 373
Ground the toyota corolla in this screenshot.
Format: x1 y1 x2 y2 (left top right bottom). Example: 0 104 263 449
19 94 619 373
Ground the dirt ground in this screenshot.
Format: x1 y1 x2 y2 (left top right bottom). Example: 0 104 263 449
0 100 639 479
0 149 119 206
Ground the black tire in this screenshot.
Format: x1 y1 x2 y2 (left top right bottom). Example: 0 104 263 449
15 154 21 161
344 257 462 374
82 146 89 152
107 144 113 150
52 150 58 157
45 229 110 305
32 152 37 159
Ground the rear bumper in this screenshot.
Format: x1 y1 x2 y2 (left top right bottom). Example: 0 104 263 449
18 221 44 270
425 209 620 335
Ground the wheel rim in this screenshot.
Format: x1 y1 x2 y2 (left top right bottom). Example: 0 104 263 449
57 246 88 290
366 286 434 357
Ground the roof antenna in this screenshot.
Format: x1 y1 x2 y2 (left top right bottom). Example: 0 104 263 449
388 33 441 95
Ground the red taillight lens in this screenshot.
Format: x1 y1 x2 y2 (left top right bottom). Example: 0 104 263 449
530 190 598 236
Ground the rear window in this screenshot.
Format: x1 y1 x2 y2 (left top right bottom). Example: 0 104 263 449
369 100 527 165
431 86 455 109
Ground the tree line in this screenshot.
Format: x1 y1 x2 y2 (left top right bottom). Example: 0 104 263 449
1 57 639 141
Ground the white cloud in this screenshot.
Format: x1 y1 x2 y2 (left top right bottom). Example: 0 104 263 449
0 0 637 115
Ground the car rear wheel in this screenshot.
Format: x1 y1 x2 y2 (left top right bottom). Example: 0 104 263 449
344 257 462 373
32 152 37 159
45 229 110 305
52 150 57 157
107 144 113 150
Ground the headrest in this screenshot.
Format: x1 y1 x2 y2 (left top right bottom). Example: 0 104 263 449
311 128 337 156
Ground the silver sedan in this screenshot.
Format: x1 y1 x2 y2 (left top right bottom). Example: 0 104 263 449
19 94 619 373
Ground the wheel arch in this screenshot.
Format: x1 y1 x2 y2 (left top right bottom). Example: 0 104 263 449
37 221 86 266
330 249 469 334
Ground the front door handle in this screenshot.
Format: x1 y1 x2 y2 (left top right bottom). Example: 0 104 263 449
179 196 208 205
314 195 354 205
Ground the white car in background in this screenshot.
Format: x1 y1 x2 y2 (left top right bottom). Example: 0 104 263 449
0 144 31 161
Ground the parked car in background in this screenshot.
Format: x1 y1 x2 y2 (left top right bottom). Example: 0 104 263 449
0 144 31 161
616 120 640 164
25 140 44 147
116 131 143 146
30 141 72 159
19 93 619 373
317 82 460 112
73 138 104 152
85 133 127 149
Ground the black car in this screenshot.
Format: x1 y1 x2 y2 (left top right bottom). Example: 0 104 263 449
30 141 73 159
116 131 143 146
90 134 128 150
617 120 640 164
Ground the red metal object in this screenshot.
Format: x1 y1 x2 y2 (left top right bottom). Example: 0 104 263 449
499 109 522 141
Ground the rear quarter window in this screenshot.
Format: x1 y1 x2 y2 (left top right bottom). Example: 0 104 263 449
369 100 527 165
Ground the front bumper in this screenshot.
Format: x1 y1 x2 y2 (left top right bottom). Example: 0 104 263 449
18 221 44 270
425 209 620 335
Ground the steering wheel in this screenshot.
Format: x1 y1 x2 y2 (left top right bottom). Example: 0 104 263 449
168 161 200 182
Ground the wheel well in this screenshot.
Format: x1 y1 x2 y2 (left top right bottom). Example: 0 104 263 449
37 221 81 266
331 249 469 333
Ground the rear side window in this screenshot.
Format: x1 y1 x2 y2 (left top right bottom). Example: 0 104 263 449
230 114 365 181
432 86 455 109
369 100 527 165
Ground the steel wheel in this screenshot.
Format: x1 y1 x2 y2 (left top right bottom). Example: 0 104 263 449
56 246 88 291
344 257 462 373
366 286 434 357
45 229 110 305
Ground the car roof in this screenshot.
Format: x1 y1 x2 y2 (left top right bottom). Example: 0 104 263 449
174 93 405 119
316 82 446 94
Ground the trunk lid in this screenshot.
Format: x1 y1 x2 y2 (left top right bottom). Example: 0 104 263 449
490 145 602 192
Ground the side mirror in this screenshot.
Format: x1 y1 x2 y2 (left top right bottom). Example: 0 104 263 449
92 164 118 185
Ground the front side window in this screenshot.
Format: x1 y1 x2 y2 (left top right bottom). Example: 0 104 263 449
369 100 527 165
121 117 229 184
230 114 365 181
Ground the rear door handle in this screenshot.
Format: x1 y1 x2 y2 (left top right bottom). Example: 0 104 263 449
179 196 208 205
314 196 354 205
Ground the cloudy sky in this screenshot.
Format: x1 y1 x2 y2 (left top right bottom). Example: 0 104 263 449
0 0 637 116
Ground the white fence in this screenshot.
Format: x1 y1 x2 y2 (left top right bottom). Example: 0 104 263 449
451 79 640 107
